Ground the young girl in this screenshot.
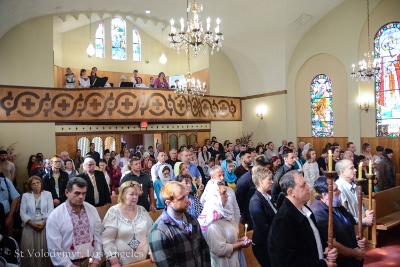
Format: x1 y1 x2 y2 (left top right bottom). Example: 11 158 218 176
78 69 90 88
64 67 76 88
303 149 319 188
153 166 172 210
203 157 215 182
221 159 238 191
177 174 203 218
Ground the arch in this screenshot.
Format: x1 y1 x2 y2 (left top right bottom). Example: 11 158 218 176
92 137 103 158
132 28 141 62
178 134 187 149
77 137 90 157
375 22 400 137
188 133 197 146
95 22 105 58
111 16 126 60
104 136 116 152
310 74 333 137
169 134 178 151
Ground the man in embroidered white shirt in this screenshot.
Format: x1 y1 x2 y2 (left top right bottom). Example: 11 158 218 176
46 177 102 267
335 159 374 226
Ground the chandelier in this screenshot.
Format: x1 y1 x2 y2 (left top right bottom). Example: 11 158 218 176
350 0 381 83
86 15 95 57
175 50 206 97
159 28 167 65
168 0 223 57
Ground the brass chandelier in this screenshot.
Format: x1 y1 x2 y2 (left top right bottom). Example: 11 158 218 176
350 0 381 83
168 0 223 57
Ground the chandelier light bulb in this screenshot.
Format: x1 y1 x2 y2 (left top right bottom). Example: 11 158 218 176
86 41 95 57
159 51 167 65
170 19 174 26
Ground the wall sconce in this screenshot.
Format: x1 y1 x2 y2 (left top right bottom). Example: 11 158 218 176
359 101 370 113
257 112 263 119
145 58 149 64
256 105 266 119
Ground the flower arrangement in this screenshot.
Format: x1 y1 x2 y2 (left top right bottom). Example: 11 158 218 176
237 132 253 145
0 142 20 161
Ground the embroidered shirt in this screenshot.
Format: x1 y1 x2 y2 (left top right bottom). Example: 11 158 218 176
66 202 91 245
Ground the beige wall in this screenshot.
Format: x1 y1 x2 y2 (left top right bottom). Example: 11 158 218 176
0 123 56 191
295 53 348 137
210 121 242 144
209 50 240 97
53 31 63 67
0 16 54 87
241 94 287 145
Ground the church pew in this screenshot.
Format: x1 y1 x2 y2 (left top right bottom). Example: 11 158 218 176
111 195 118 205
124 259 156 267
148 209 163 222
95 205 110 221
363 186 400 248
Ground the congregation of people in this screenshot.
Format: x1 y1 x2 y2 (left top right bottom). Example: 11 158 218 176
65 67 172 89
0 136 397 267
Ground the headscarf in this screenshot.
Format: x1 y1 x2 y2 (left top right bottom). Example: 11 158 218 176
174 162 183 177
197 182 233 237
158 165 172 185
221 159 237 183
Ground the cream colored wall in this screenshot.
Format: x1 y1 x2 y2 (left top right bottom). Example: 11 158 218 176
0 16 54 87
287 0 383 146
359 0 400 137
209 50 240 97
0 123 56 191
211 121 242 144
295 53 348 137
60 18 209 77
241 94 287 145
53 31 63 67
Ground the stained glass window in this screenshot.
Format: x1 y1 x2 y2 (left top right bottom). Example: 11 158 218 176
95 22 105 58
375 22 400 137
311 74 333 137
111 16 126 60
133 28 141 62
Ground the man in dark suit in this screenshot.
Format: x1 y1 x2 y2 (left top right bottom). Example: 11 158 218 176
77 158 111 207
28 157 45 178
86 143 101 167
42 155 69 207
268 170 337 267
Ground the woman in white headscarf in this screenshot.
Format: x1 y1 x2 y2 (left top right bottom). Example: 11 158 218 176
198 182 251 267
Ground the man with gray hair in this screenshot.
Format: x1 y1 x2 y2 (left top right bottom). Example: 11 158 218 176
268 170 337 267
46 177 102 267
77 157 111 207
60 151 75 170
200 165 240 226
166 148 181 169
343 151 354 163
335 159 374 226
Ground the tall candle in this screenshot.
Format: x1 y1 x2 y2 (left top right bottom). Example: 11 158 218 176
244 224 248 237
369 160 372 175
358 162 363 180
328 150 332 172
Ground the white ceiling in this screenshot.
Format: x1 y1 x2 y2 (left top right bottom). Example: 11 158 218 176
0 0 346 95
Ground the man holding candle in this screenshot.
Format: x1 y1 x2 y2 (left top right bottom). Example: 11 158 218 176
335 160 374 226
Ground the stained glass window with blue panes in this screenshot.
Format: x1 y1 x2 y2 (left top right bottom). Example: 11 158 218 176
133 28 141 62
95 22 105 58
311 74 333 137
111 17 126 60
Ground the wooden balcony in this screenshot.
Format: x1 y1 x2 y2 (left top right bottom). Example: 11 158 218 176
0 86 241 122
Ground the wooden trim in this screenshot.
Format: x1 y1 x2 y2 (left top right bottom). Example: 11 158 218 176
55 129 211 136
240 90 287 100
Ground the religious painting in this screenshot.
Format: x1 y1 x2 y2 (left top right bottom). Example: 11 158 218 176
111 17 126 60
375 22 400 137
310 74 333 137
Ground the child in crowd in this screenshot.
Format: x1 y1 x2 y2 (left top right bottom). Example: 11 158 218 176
203 157 215 182
317 147 328 175
153 166 172 210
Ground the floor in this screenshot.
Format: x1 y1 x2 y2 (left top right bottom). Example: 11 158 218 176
364 225 400 267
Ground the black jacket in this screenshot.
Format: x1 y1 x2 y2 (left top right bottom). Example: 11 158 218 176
268 198 327 267
42 169 69 203
271 164 292 203
249 190 276 246
77 171 111 207
235 169 256 229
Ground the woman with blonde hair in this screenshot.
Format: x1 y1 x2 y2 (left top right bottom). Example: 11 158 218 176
20 176 54 267
361 142 373 161
101 180 153 266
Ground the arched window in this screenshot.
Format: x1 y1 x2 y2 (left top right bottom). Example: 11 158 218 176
310 74 333 137
111 16 126 60
375 22 400 137
133 28 141 62
77 137 90 157
95 22 105 58
92 137 103 158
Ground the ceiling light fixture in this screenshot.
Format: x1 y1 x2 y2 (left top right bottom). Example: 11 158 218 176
145 10 151 14
350 0 381 83
169 0 223 57
86 15 95 57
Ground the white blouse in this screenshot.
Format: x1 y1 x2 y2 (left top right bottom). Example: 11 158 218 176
101 205 153 266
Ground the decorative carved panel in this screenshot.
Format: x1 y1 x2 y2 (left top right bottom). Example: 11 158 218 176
0 86 241 122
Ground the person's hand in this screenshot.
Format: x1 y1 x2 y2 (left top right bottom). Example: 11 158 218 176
239 237 252 248
198 184 204 191
324 247 337 263
356 237 366 249
53 199 60 206
354 247 366 261
365 210 375 226
149 204 156 212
